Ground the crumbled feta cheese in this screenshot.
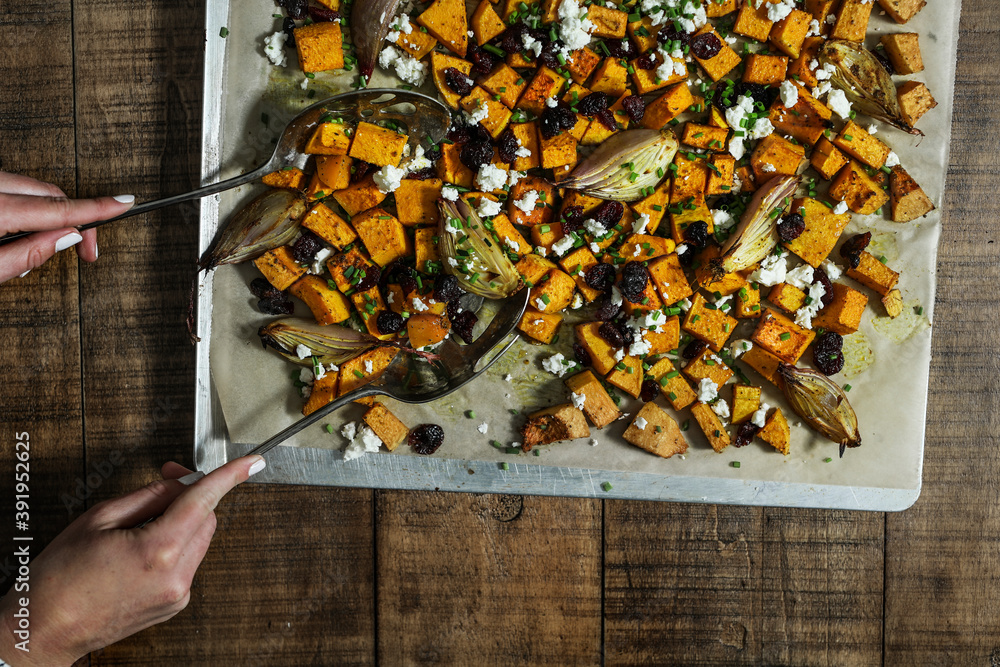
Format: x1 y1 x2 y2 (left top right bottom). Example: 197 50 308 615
505 237 521 253
535 297 547 311
514 190 540 213
296 344 313 360
729 339 753 358
545 95 559 108
522 33 544 57
299 368 314 385
794 280 827 330
761 162 776 173
590 438 599 446
515 144 532 159
551 234 576 257
571 293 584 312
310 247 333 274
412 297 429 312
779 79 799 109
867 124 878 135
441 185 460 201
832 200 849 215
477 422 489 434
614 348 625 362
477 197 502 218
712 209 735 232
697 378 719 403
341 421 357 442
557 0 595 51
535 245 548 257
752 403 770 428
785 264 815 290
374 164 407 194
378 45 400 70
476 163 508 192
629 335 652 357
767 0 794 22
750 253 787 287
632 212 651 235
264 32 288 68
507 170 526 188
467 102 489 124
711 399 730 419
805 18 821 37
815 62 836 80
610 286 623 307
635 416 648 431
822 259 843 280
675 243 689 255
343 425 382 461
885 151 900 168
571 391 587 410
542 353 574 377
826 88 852 119
678 297 692 312
385 12 412 42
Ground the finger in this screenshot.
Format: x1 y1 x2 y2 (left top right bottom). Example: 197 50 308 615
0 192 135 235
0 172 66 197
0 228 85 283
174 511 219 586
162 461 195 480
79 227 98 263
155 455 265 541
87 477 190 530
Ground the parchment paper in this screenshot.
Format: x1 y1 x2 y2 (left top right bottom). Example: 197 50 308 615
208 0 961 493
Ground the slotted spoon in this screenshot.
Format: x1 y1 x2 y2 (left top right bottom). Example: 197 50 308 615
0 88 452 246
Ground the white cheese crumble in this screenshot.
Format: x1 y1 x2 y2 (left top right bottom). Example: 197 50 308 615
752 403 770 428
264 32 288 68
832 200 849 215
412 297 429 312
785 264 815 290
343 425 382 461
779 79 799 109
378 45 428 87
822 259 843 280
477 197 502 218
712 209 735 232
794 281 827 330
885 151 900 168
697 378 719 403
750 253 787 287
542 353 574 377
310 247 333 274
534 297 548 311
441 185 460 201
711 399 730 420
635 416 648 431
514 190 540 213
341 421 357 442
551 234 576 257
374 164 407 194
761 162 776 173
557 0 595 52
729 339 753 358
476 163 508 192
571 392 587 410
477 422 489 434
296 344 313 360
826 88 853 119
632 212 651 235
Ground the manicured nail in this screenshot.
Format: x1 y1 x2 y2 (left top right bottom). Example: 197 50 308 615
113 194 135 205
178 471 205 486
19 270 30 278
248 457 266 476
55 232 83 253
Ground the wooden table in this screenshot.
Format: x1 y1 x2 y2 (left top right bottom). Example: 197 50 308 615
1 2 996 664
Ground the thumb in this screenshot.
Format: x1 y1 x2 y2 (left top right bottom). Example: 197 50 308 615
0 228 87 283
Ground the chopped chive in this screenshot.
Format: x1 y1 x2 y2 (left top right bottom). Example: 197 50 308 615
601 481 613 492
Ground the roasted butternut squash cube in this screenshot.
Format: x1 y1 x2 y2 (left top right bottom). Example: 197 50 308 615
627 17 659 54
435 142 475 188
509 122 540 171
805 0 838 23
515 253 557 285
880 33 923 74
351 208 410 267
588 57 629 97
254 246 307 291
431 52 473 109
629 178 671 232
783 197 852 267
742 54 789 85
731 384 761 424
751 308 815 364
531 269 576 312
829 161 890 216
587 4 628 38
768 82 834 146
647 357 697 410
768 282 807 313
361 402 409 451
539 130 577 169
683 293 737 351
896 80 937 128
565 370 621 428
606 353 643 399
876 0 926 24
313 155 351 192
758 407 790 454
304 173 332 202
406 313 450 349
812 282 868 334
303 371 339 417
294 22 344 73
414 227 440 274
733 0 774 41
348 122 406 167
645 315 680 354
750 134 806 181
622 280 663 317
769 8 811 58
460 86 512 138
648 253 694 306
517 307 562 344
629 52 686 95
690 402 731 453
575 321 618 375
564 48 601 85
694 245 749 296
669 196 713 242
682 347 734 387
338 347 399 396
417 0 468 56
706 0 737 16
327 246 376 292
330 174 386 217
707 154 737 195
641 82 695 129
681 122 729 151
352 286 392 339
735 281 763 318
623 402 688 459
508 176 555 226
831 0 873 42
560 246 602 302
619 234 676 262
741 343 783 384
479 63 527 109
810 138 850 180
305 122 351 155
303 202 357 249
290 275 353 325
521 404 590 450
395 178 442 227
691 24 741 82
263 167 307 190
395 29 438 60
833 121 891 169
490 213 530 258
671 153 709 201
889 165 935 222
471 0 506 46
518 66 567 116
846 251 899 296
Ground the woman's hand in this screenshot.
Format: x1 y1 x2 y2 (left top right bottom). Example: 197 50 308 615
0 171 136 283
0 455 266 666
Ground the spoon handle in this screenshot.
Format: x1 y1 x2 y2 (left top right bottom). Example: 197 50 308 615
0 162 271 246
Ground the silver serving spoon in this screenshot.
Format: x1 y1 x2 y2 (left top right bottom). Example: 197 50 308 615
0 89 452 246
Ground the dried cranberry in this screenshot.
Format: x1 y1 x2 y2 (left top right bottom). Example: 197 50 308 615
451 310 478 344
423 144 442 163
557 107 578 130
677 244 695 267
873 49 896 75
447 124 472 144
446 297 463 323
577 92 609 116
307 7 339 22
595 296 622 321
621 95 645 123
683 220 709 249
460 141 494 171
594 109 617 130
376 310 405 335
278 0 307 20
690 32 722 59
814 348 845 376
598 321 626 348
291 231 323 263
613 317 635 347
682 338 708 360
812 267 835 308
409 424 445 455
355 264 381 292
494 24 528 56
618 262 649 303
399 272 418 297
538 42 563 70
584 263 616 292
443 67 474 97
352 161 375 183
734 422 760 448
573 342 592 368
539 108 562 139
496 127 519 164
250 277 283 301
561 205 584 234
408 167 437 181
282 17 297 48
593 201 624 230
657 25 690 46
433 274 464 303
840 232 872 269
258 298 294 315
640 379 660 403
467 42 496 75
606 38 637 60
777 213 806 243
636 53 657 70
734 81 778 109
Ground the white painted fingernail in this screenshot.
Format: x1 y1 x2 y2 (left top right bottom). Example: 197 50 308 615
113 194 135 205
55 232 83 253
248 457 266 476
178 471 205 486
19 270 30 278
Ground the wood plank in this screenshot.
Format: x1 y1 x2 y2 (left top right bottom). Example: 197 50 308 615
884 3 1000 663
68 1 376 663
0 0 83 591
376 491 602 665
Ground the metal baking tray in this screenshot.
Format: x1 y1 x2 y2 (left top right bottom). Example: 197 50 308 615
192 0 959 510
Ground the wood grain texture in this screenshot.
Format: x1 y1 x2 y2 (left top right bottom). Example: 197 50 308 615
884 3 1000 664
0 0 83 593
376 491 602 665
